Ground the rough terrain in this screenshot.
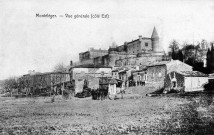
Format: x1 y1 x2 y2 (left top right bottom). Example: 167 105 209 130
0 86 214 134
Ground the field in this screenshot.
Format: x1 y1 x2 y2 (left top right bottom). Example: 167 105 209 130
1 86 214 134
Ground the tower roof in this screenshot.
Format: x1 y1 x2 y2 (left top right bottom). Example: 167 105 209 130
151 27 159 39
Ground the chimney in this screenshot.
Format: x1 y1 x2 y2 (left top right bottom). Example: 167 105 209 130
28 70 32 74
139 35 142 40
70 60 73 66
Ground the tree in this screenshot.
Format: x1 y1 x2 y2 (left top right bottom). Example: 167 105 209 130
200 39 209 50
207 43 214 73
168 40 180 60
178 50 184 62
169 39 180 52
182 43 206 73
53 63 67 72
2 77 18 96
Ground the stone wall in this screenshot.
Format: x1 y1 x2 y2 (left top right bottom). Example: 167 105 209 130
115 54 164 67
72 67 112 79
146 65 167 88
164 71 184 89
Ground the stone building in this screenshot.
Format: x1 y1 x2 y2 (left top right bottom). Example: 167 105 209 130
146 60 193 88
165 71 208 92
94 51 136 67
79 48 108 65
109 27 163 55
78 27 165 67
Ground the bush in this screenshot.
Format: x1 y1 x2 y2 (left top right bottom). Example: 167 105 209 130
158 98 214 134
62 89 71 99
204 82 214 93
75 88 91 98
151 87 164 94
158 102 201 134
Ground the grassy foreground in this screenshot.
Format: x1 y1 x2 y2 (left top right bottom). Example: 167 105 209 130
0 93 214 134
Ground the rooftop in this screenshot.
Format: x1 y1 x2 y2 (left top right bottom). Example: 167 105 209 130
177 71 208 77
147 61 170 67
151 27 159 39
70 64 112 69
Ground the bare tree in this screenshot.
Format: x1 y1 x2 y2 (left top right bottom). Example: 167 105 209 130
50 73 65 102
53 63 67 72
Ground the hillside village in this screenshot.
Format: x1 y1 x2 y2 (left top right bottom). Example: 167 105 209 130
2 0 214 134
1 27 214 98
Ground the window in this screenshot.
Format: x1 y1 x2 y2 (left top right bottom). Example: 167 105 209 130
152 73 155 78
198 79 200 86
145 42 148 47
144 72 148 81
172 81 176 88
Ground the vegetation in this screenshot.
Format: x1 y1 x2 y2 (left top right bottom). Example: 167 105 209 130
168 39 212 73
53 63 67 72
1 77 18 97
1 93 214 134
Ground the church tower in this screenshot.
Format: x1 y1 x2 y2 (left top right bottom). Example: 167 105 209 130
151 27 160 52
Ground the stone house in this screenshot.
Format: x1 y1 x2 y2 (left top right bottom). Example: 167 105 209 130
116 66 137 82
132 68 147 84
112 69 119 79
165 71 208 92
146 60 193 88
118 69 128 81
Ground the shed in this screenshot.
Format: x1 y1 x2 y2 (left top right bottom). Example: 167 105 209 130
165 71 208 92
108 79 117 95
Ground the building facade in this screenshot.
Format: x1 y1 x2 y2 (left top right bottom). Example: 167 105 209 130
78 27 165 67
165 71 208 92
146 60 193 88
79 48 108 65
69 64 112 79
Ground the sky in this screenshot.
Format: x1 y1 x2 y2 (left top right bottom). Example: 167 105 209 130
0 0 214 80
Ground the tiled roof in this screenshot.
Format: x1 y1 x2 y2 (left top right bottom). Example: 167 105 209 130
71 64 112 68
112 69 119 72
131 68 147 73
147 61 170 67
76 74 98 80
209 73 214 77
178 71 208 77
